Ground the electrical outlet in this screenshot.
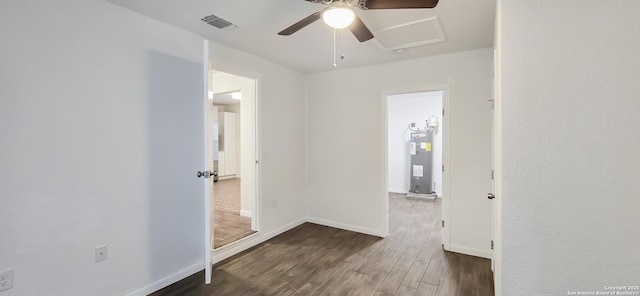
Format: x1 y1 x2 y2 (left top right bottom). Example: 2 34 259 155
95 245 107 263
0 269 14 291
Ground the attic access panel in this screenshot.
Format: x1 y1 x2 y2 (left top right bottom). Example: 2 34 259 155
372 16 446 51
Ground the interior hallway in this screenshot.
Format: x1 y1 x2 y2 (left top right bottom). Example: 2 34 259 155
155 193 494 296
213 178 255 248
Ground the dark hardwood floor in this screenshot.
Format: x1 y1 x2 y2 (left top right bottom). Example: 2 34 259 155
152 193 494 296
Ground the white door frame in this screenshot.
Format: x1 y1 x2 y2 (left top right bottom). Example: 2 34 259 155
208 66 262 255
492 45 503 294
202 40 212 284
381 85 451 249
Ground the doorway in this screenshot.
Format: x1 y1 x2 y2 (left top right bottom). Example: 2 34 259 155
208 70 258 250
385 90 449 246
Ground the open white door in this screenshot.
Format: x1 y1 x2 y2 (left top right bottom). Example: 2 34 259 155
441 92 450 249
491 47 500 275
490 47 499 271
202 40 212 284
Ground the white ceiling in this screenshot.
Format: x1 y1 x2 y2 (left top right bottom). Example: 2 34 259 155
107 0 495 73
211 92 241 105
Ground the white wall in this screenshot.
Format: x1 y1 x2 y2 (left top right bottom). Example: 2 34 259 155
0 1 206 295
0 1 307 295
388 92 443 196
306 48 494 257
208 105 219 168
221 103 241 177
496 1 640 295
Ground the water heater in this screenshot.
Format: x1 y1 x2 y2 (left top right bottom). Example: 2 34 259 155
408 131 436 200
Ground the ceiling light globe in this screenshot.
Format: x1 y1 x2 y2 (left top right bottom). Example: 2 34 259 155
322 7 355 29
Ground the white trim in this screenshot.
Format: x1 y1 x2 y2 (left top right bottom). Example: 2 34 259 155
209 68 262 248
381 93 390 237
305 217 385 238
251 77 260 233
202 39 212 285
212 218 306 263
388 188 408 194
381 86 451 248
442 87 451 250
129 217 304 295
447 244 492 259
131 214 441 295
124 262 203 296
494 6 504 294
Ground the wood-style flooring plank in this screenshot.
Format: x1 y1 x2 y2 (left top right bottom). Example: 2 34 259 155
416 282 438 296
402 260 429 289
435 275 459 296
396 285 418 296
151 194 494 296
422 259 445 286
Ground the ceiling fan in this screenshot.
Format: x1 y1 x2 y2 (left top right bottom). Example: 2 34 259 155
278 0 440 42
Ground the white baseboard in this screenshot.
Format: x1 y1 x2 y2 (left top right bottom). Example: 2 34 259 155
126 218 305 296
124 262 203 296
305 216 385 238
447 244 492 259
239 210 252 217
128 217 387 295
212 217 306 263
388 188 408 194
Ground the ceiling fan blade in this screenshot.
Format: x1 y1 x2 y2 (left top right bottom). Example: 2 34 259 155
362 0 439 9
348 15 374 42
278 11 322 36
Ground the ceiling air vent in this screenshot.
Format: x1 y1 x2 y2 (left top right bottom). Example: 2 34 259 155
201 14 237 30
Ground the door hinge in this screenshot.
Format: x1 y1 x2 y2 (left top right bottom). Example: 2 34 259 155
491 240 494 250
442 221 445 228
442 165 444 172
256 160 259 165
491 170 494 180
442 109 445 116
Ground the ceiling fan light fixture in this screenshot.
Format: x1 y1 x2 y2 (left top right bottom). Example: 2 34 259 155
322 7 355 29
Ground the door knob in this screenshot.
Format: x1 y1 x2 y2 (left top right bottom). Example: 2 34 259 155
488 193 495 200
197 171 211 178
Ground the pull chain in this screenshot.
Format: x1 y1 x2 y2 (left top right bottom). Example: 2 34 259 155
340 27 345 61
332 28 346 68
333 28 337 68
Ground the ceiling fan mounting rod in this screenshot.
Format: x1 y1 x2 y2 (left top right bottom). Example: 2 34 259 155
304 0 440 9
307 0 365 8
